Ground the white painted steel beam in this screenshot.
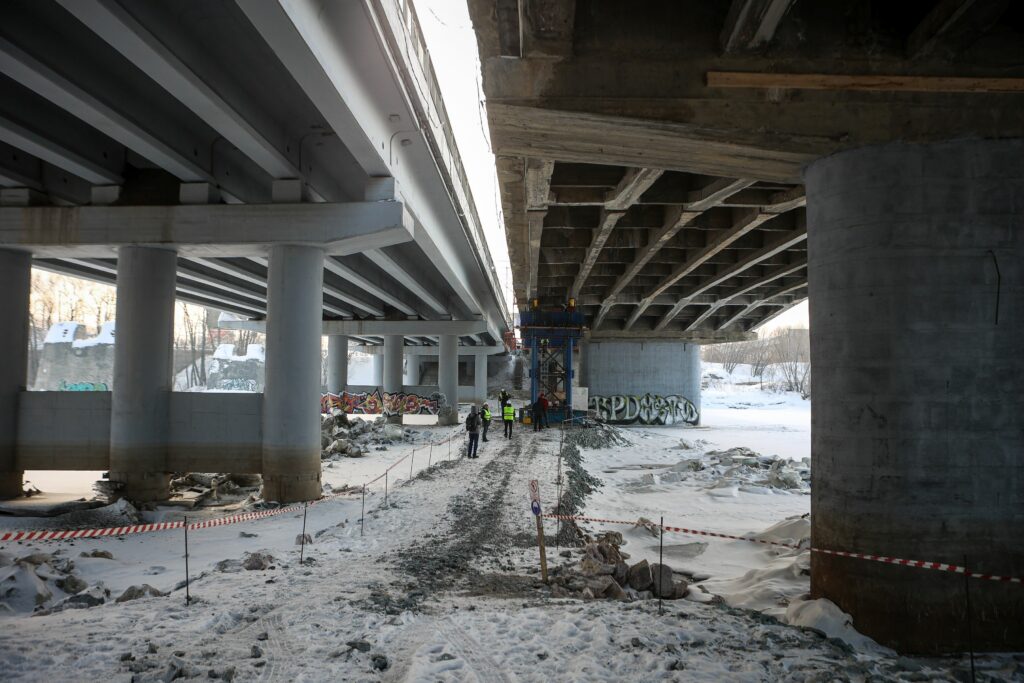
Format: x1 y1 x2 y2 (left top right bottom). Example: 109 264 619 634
0 37 210 182
59 0 297 180
364 248 448 315
0 115 121 185
323 257 417 316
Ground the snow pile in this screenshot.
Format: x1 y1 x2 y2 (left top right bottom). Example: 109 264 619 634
786 598 891 653
71 321 115 349
43 322 81 344
0 548 115 617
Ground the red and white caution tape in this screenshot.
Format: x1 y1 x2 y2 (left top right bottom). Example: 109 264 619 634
0 492 344 543
2 429 465 543
542 513 1022 584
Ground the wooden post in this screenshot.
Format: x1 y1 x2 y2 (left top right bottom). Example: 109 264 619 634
658 515 665 616
300 502 309 565
384 471 388 506
409 448 415 479
536 515 549 583
360 485 365 536
183 515 190 606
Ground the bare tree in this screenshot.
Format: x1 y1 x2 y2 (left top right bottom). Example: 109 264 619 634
766 327 810 397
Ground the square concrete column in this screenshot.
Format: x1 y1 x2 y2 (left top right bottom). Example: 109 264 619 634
262 244 324 503
0 249 30 498
382 335 403 394
326 335 348 394
438 335 458 424
109 246 177 501
474 354 488 404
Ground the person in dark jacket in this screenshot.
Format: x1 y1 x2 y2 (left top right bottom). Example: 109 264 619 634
480 402 492 442
465 406 481 458
532 395 544 432
539 392 550 429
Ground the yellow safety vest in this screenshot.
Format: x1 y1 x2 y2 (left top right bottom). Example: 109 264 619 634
502 405 515 421
482 408 491 421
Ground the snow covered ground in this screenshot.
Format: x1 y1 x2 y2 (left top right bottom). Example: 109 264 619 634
2 368 1020 681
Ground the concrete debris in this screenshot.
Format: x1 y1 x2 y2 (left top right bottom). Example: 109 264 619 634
547 537 688 603
82 549 114 559
167 472 260 509
116 584 166 603
1 550 106 615
242 552 275 571
320 410 424 461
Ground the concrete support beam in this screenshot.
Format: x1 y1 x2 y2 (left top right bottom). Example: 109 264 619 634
218 317 489 336
806 139 1024 652
907 0 1010 60
262 244 324 503
326 335 348 394
108 246 177 501
382 335 403 394
438 335 459 424
474 354 488 405
0 202 414 258
0 249 29 497
356 344 505 356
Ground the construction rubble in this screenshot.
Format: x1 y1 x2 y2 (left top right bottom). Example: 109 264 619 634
320 411 419 460
546 531 689 602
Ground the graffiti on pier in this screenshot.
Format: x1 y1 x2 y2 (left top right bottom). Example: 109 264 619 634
214 378 259 392
321 390 446 416
58 380 109 392
589 393 699 426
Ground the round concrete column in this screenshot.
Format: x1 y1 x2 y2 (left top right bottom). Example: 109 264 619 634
326 335 348 394
371 354 383 387
262 244 324 503
109 246 176 501
438 335 458 424
382 335 403 394
474 354 488 404
805 139 1024 653
0 249 30 498
405 355 421 386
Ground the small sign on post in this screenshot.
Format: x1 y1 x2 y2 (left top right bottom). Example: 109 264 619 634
529 479 548 582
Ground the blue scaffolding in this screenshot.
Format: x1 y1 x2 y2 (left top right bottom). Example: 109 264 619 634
519 309 584 423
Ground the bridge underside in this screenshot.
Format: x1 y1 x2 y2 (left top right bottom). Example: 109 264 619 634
470 0 1024 653
0 3 509 506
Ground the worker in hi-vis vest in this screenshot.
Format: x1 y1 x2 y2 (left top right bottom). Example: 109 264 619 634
480 402 492 442
502 400 515 439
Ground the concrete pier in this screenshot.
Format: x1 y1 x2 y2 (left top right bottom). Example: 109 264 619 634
474 354 488 404
438 334 459 424
405 356 421 386
806 139 1024 652
108 247 177 501
262 245 324 503
581 340 701 425
0 249 30 498
383 335 403 394
326 335 348 394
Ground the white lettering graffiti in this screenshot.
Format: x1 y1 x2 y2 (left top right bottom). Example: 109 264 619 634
589 393 699 425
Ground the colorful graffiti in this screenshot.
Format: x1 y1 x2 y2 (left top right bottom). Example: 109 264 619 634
58 380 109 392
321 390 445 416
589 393 699 426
